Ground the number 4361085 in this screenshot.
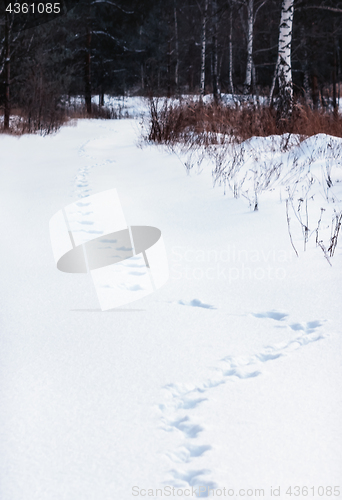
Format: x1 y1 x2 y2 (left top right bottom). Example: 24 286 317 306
286 486 340 496
6 3 61 14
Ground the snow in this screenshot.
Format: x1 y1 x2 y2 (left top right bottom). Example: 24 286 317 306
0 114 341 500
64 95 149 118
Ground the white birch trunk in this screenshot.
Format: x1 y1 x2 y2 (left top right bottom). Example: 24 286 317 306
200 0 209 96
271 0 294 116
244 0 254 93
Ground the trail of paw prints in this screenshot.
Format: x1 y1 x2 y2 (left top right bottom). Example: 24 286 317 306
72 164 93 199
71 134 117 199
158 311 327 494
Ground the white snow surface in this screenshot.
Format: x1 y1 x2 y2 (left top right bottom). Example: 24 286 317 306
65 95 149 118
0 116 342 500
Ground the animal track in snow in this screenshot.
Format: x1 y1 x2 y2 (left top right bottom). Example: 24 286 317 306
251 310 288 321
178 299 216 310
158 310 327 492
72 133 117 200
168 468 216 491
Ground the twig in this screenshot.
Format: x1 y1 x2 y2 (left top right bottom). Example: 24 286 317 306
286 199 298 257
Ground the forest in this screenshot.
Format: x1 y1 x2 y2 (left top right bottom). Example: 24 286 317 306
0 0 342 132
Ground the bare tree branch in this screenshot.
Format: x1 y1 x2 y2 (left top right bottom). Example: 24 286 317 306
254 0 267 23
297 5 342 13
92 30 145 52
91 0 134 14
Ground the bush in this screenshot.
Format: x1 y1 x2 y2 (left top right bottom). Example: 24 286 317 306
146 97 342 147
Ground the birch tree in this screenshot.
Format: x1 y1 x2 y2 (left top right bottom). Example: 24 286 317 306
244 0 253 93
270 0 294 117
235 0 267 94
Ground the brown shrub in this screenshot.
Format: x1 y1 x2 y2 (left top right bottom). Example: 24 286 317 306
147 97 342 147
0 102 126 135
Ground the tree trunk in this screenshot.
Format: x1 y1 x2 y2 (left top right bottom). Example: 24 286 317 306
99 85 104 107
99 57 104 106
228 7 234 94
312 72 320 109
174 0 179 88
85 26 92 115
189 66 194 92
336 39 341 80
38 70 43 130
200 0 209 96
273 0 294 117
211 0 219 102
269 61 278 103
333 34 338 118
141 64 145 90
300 26 311 102
244 0 254 94
4 12 10 130
252 61 256 93
167 35 171 97
139 26 144 91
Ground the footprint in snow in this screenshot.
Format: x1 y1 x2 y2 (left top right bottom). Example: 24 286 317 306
167 444 212 464
168 468 216 492
178 299 216 309
251 310 288 321
158 309 327 490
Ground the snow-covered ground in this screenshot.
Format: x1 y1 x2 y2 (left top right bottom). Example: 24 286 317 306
65 95 149 118
0 115 341 500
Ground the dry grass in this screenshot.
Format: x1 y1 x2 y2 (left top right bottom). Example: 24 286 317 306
64 102 130 120
147 97 342 147
0 107 70 135
0 102 128 135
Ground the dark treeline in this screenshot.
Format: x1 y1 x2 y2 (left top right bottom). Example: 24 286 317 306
0 0 342 129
